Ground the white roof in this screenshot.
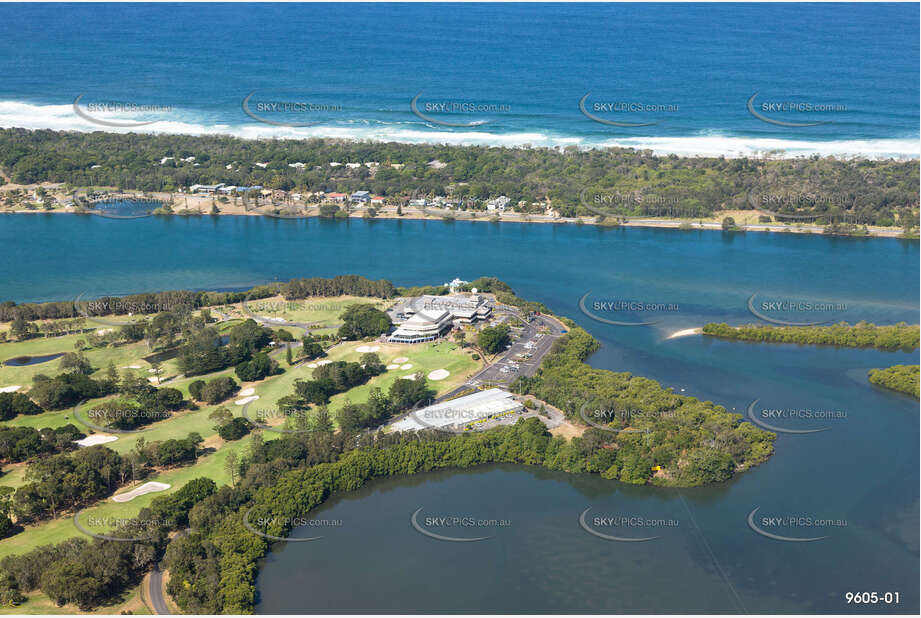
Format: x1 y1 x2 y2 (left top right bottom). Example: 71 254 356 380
390 388 523 432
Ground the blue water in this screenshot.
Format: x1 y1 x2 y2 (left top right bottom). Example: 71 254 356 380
0 2 917 157
0 215 918 612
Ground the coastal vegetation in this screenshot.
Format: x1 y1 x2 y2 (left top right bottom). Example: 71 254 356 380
867 365 919 398
0 129 917 228
0 276 781 612
702 321 919 351
511 325 775 485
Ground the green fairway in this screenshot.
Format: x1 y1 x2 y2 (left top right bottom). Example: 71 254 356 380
0 431 261 560
0 298 483 569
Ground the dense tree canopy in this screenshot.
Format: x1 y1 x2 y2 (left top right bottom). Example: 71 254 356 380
0 129 916 226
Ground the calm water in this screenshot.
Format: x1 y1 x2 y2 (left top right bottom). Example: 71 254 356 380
0 3 917 156
0 215 918 612
3 352 64 366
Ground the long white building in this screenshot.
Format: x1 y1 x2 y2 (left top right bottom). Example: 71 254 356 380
407 294 492 324
387 309 454 343
390 388 524 432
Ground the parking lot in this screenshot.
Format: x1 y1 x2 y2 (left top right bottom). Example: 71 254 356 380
440 310 565 399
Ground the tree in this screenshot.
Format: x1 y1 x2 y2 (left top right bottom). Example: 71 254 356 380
10 315 33 341
477 324 511 355
208 406 233 429
217 418 251 442
234 352 279 382
721 216 736 231
150 361 163 385
337 304 392 340
188 379 206 401
59 352 93 375
199 377 238 404
301 341 324 360
224 451 238 487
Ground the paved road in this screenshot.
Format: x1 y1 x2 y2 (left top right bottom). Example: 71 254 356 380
146 528 190 614
147 566 169 614
438 311 565 402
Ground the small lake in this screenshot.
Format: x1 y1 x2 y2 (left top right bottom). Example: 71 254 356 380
3 352 65 366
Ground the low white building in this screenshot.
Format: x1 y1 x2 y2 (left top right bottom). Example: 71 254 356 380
388 309 454 343
408 294 492 324
390 388 524 432
190 183 225 194
486 196 511 211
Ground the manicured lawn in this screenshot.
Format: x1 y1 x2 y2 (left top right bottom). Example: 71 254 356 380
0 301 481 566
220 295 391 329
0 431 262 559
0 583 149 615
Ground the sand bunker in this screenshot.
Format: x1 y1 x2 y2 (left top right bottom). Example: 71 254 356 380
316 359 332 366
239 387 255 396
427 369 450 381
307 363 318 368
666 328 703 340
400 363 413 370
122 364 143 369
392 357 409 364
76 434 118 447
112 481 171 503
400 374 417 380
0 385 21 393
355 345 381 353
235 395 260 405
386 364 400 370
96 328 114 335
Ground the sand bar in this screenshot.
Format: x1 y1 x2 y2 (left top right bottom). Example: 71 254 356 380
666 327 703 339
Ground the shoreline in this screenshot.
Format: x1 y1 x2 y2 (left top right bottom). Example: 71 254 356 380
1 206 912 239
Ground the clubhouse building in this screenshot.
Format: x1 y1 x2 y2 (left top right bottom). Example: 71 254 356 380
387 309 454 344
387 293 493 343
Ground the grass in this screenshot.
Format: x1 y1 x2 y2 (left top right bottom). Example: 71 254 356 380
0 301 480 565
0 431 261 559
0 583 149 614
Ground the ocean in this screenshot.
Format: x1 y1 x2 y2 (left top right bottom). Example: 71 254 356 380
0 2 917 158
